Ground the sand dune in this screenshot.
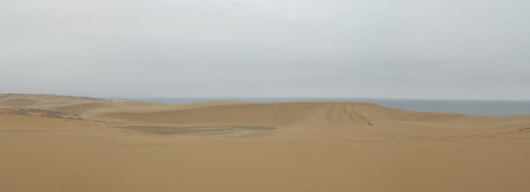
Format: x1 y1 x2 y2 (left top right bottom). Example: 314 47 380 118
1 94 529 192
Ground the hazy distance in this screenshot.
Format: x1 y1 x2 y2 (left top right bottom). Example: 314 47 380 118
1 0 529 99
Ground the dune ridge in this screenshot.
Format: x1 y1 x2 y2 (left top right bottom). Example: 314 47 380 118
1 94 528 139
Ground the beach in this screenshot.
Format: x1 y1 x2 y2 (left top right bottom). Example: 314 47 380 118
1 94 529 192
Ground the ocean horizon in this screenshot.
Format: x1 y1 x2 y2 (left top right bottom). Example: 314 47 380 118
117 98 530 117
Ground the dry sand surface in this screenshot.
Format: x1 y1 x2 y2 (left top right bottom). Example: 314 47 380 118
1 94 529 192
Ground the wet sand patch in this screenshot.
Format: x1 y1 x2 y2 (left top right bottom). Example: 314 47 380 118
119 125 276 136
6 108 79 119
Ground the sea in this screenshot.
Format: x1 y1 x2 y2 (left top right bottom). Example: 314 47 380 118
120 98 530 117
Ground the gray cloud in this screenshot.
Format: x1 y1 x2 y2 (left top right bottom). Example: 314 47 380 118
1 0 529 99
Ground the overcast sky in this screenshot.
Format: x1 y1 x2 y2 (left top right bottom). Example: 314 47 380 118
1 0 529 99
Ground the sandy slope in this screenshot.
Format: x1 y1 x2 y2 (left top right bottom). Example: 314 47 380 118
1 94 529 192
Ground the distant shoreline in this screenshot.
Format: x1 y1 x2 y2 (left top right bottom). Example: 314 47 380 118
1 94 529 116
125 97 530 117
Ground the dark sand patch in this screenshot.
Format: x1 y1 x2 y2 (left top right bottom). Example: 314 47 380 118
519 127 530 133
1 99 38 107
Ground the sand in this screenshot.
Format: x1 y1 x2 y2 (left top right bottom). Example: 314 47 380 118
1 94 529 192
